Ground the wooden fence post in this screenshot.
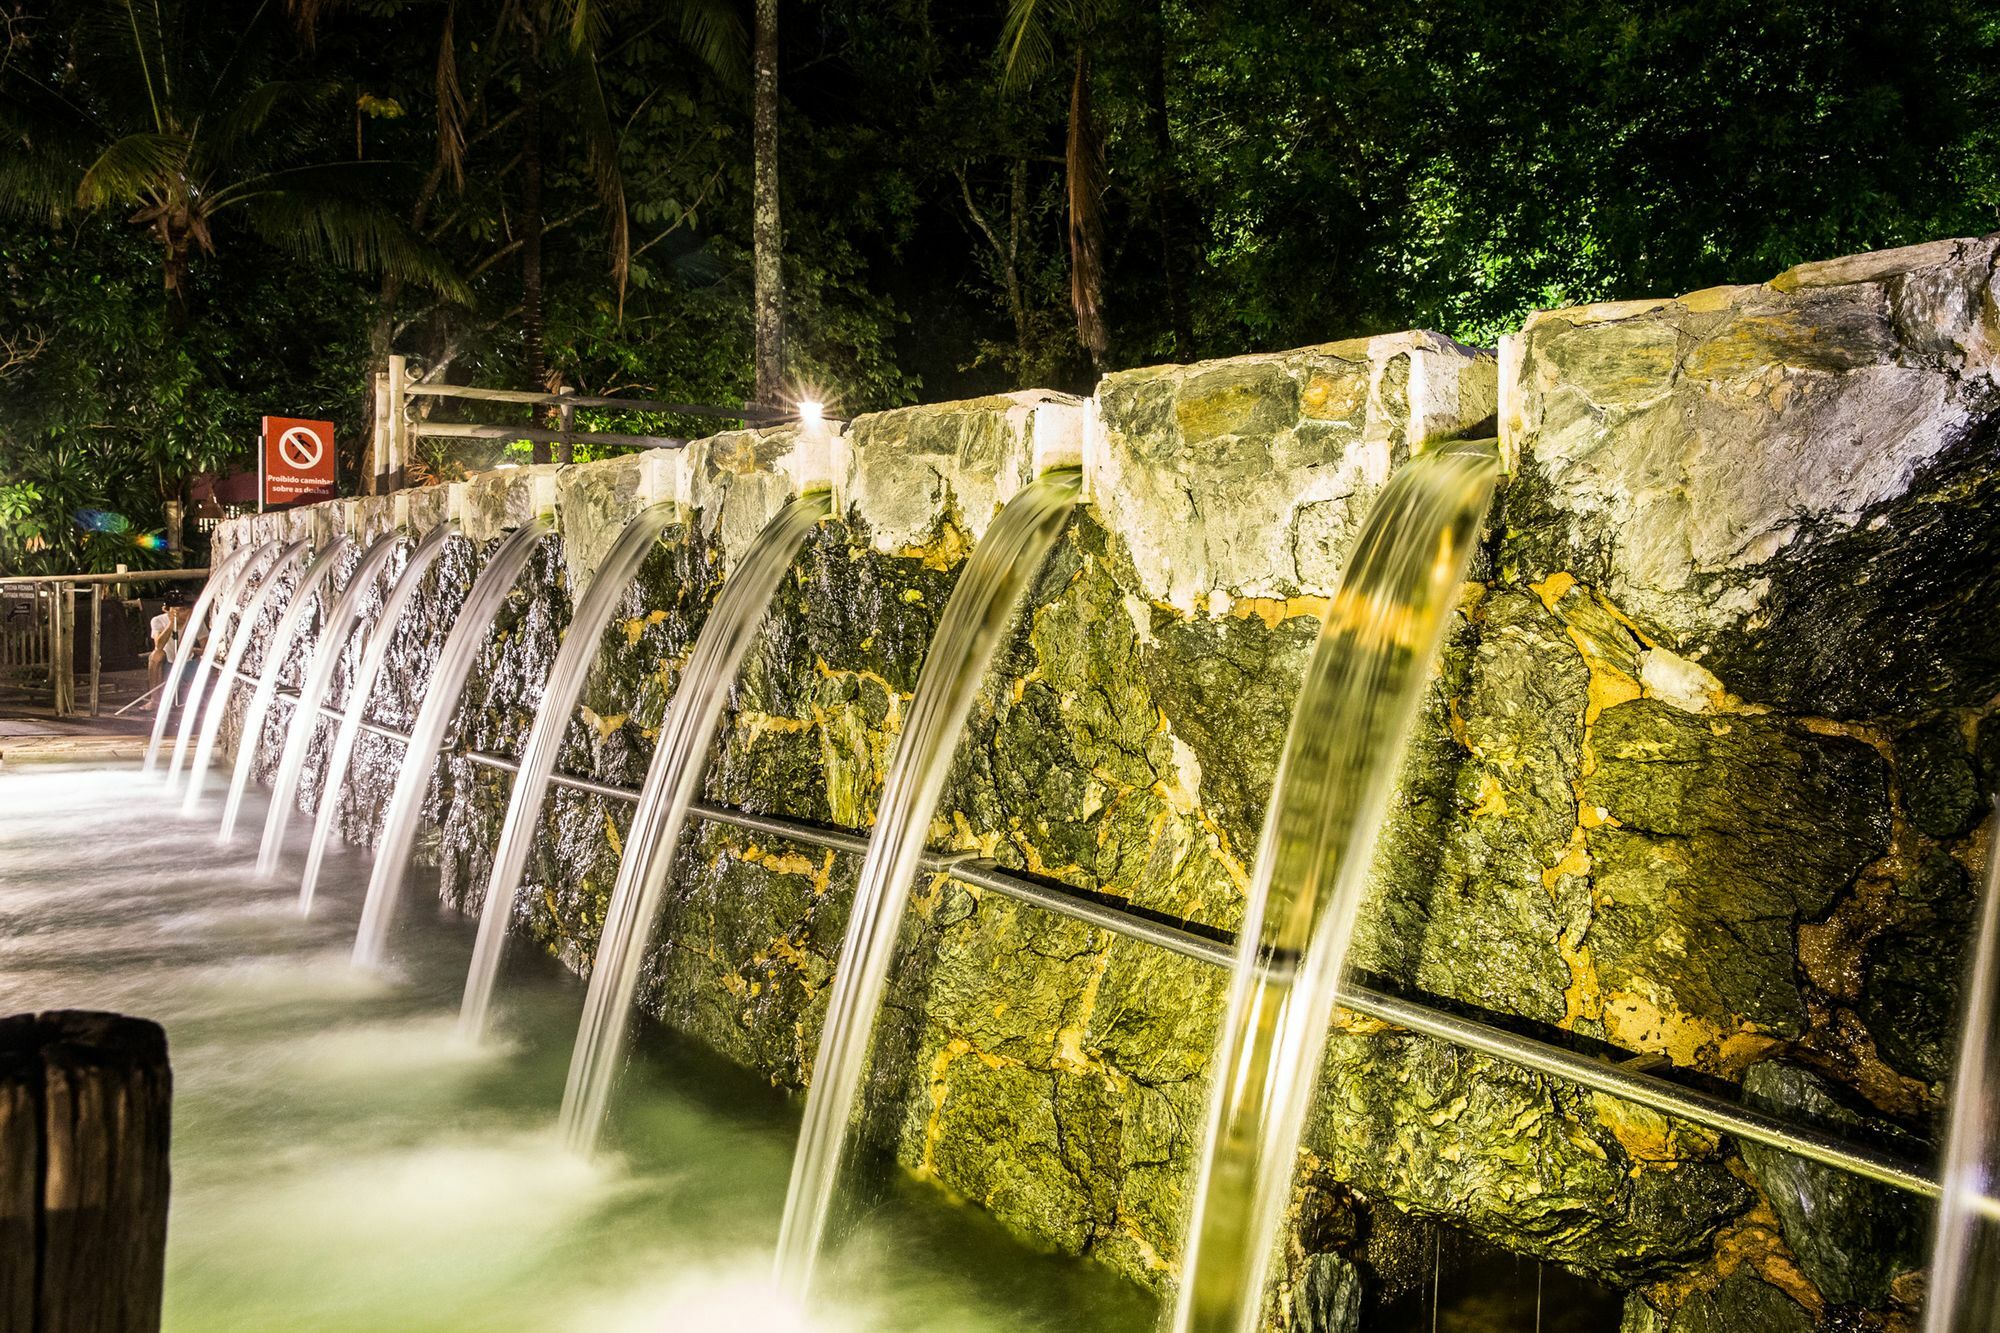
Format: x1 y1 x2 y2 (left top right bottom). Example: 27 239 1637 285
0 1012 172 1333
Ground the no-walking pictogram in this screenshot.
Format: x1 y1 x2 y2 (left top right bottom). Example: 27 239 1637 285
277 425 325 472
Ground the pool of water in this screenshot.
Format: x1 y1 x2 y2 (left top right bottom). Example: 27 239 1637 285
0 761 1158 1332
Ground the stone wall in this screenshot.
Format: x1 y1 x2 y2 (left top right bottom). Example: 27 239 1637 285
214 236 2000 1330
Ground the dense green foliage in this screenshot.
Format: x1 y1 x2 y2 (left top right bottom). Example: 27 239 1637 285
2 0 1996 571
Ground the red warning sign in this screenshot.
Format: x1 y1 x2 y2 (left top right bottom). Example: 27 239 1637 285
260 416 338 509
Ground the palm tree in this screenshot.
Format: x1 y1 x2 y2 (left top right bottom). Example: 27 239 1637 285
0 0 467 308
426 2 746 366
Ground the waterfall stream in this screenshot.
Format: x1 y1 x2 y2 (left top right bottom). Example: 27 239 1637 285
1923 797 2000 1332
252 530 408 870
1170 442 1497 1333
144 541 258 776
177 539 312 803
350 518 553 967
293 523 459 905
457 498 683 1043
555 490 833 1151
216 533 361 838
772 469 1081 1301
162 540 282 791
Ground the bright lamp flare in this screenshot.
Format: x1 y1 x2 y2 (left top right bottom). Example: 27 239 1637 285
796 399 824 425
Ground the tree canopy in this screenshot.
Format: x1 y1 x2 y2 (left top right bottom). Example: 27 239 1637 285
2 0 1995 571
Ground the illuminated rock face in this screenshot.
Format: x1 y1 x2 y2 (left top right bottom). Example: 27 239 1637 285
215 234 2000 1330
1501 234 2000 717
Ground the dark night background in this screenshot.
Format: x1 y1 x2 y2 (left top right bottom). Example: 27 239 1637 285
2 0 1995 569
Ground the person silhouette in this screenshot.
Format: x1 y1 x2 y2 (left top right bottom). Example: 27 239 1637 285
147 593 189 692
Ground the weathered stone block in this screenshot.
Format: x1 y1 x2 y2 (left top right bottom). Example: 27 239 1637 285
1304 1028 1747 1281
1737 1062 1926 1307
1502 234 2000 716
1582 699 1889 1055
1094 332 1496 612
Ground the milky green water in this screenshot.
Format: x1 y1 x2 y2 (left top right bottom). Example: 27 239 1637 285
0 762 1157 1333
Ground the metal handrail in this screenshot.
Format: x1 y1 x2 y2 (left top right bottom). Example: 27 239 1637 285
250 671 1943 1202
0 568 211 587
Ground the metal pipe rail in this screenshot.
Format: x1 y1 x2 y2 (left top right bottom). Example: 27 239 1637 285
0 567 212 587
248 678 1945 1201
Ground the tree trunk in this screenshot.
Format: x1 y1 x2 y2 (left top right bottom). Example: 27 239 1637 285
1007 158 1029 361
1066 48 1109 368
955 161 1030 370
0 1011 172 1333
521 76 549 463
751 0 785 413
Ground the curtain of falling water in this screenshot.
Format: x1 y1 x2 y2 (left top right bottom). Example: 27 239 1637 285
216 533 359 838
144 541 258 775
772 470 1081 1301
1171 443 1498 1333
178 539 311 803
1923 798 2000 1333
556 491 833 1149
291 523 459 903
254 531 413 874
457 498 683 1043
350 518 553 967
163 541 283 790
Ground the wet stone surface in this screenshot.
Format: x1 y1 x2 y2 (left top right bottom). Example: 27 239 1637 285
1738 1063 1927 1309
215 239 2000 1330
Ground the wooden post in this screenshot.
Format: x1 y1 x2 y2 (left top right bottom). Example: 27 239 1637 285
161 502 183 568
557 385 576 466
0 1012 172 1333
384 355 409 495
368 371 390 498
49 585 71 718
88 586 102 718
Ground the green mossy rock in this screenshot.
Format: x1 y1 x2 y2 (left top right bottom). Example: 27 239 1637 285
1664 1269 1814 1333
1305 1030 1747 1281
1584 700 1890 1037
1290 1251 1362 1332
1895 712 1982 839
1363 592 1582 1024
1861 848 1975 1082
1738 1061 1926 1307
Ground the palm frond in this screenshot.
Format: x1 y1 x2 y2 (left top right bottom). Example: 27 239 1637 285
557 0 610 54
674 0 748 88
76 131 189 208
435 2 468 192
999 0 1055 89
196 79 340 166
566 48 631 311
234 174 473 303
0 149 80 222
999 0 1105 88
0 92 101 221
